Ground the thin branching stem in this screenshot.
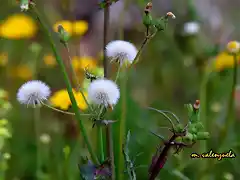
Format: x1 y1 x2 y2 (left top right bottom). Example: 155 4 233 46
147 107 176 128
103 1 115 179
31 5 99 165
64 44 94 113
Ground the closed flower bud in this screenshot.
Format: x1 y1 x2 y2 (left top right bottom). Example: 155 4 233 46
192 134 198 142
188 126 197 134
185 103 193 118
142 13 153 28
194 122 204 131
196 132 209 140
183 133 193 144
173 124 185 133
57 25 70 44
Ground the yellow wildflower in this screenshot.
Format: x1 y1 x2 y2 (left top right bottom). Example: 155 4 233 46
0 53 8 66
50 89 87 110
16 65 33 79
72 56 96 71
43 54 57 67
79 56 97 69
226 41 240 54
0 13 37 39
53 20 88 36
214 52 240 71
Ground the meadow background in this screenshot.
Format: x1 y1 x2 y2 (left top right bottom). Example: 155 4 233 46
0 0 240 179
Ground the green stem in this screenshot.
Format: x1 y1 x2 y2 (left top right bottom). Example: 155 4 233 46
103 1 115 179
115 65 121 83
219 54 238 146
42 102 91 116
34 108 41 180
31 6 99 165
98 127 105 162
97 106 105 162
64 44 93 112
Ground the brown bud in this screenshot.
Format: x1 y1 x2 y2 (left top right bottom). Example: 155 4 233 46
144 2 153 14
193 100 200 110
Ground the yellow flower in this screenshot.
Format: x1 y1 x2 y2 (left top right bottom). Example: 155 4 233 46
79 56 97 69
0 53 8 66
43 54 57 67
16 65 33 79
214 52 240 71
0 13 37 39
53 20 88 36
72 56 97 71
50 89 87 110
226 41 240 54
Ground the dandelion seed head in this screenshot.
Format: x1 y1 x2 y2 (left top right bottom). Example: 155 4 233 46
20 4 29 11
106 40 137 66
183 21 200 35
17 80 51 107
88 79 120 107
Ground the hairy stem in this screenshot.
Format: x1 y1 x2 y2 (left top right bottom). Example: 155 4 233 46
31 6 99 165
103 1 115 179
219 54 238 145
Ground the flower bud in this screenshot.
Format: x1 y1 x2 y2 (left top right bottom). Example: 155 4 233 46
194 122 204 131
196 132 209 140
57 25 70 44
183 133 193 144
142 13 153 28
173 124 185 133
185 103 193 118
188 126 197 134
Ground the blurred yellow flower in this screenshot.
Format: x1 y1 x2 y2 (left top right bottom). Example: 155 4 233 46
50 89 87 110
16 65 33 79
43 54 57 67
0 13 37 39
0 53 8 66
53 20 88 36
72 56 97 71
214 52 240 71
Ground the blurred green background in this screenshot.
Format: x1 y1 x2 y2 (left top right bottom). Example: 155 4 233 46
0 0 240 180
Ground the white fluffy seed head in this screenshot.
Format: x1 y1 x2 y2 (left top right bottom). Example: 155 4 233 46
17 80 51 108
183 21 200 35
105 40 138 66
88 79 120 107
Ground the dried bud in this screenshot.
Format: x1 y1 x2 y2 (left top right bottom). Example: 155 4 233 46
193 100 200 110
144 2 153 14
166 12 176 19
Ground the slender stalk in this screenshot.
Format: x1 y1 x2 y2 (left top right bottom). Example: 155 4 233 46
219 54 238 145
132 31 157 65
42 102 91 116
34 108 41 180
64 45 93 112
103 1 115 179
97 106 106 162
198 71 210 180
149 135 177 180
31 6 99 165
98 127 105 162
